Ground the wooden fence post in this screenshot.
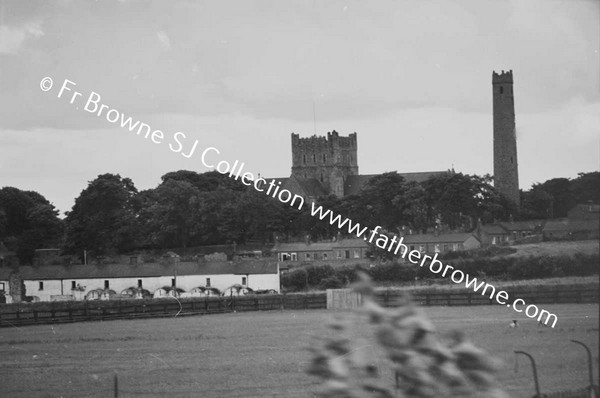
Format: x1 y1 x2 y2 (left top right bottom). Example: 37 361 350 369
114 373 118 398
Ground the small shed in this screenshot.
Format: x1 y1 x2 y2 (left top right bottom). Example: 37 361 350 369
222 284 253 297
120 287 151 299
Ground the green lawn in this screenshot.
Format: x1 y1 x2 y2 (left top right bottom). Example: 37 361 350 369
0 304 598 397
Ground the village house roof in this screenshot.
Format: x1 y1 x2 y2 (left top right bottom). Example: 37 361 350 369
498 220 545 232
479 224 508 235
16 260 278 281
271 241 334 253
403 233 478 244
332 238 370 249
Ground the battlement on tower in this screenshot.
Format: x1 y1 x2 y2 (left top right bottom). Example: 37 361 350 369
492 70 513 84
291 130 357 149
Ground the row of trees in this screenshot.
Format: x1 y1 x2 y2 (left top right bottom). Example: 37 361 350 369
1 171 597 264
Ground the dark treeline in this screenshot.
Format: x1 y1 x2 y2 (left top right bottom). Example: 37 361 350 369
0 170 598 264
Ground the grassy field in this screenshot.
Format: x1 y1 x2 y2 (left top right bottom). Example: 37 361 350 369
0 304 598 398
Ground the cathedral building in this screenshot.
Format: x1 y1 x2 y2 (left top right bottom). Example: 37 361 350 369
273 130 446 201
270 70 520 204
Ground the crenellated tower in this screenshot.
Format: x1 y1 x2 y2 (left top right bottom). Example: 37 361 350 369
492 70 520 207
291 130 358 197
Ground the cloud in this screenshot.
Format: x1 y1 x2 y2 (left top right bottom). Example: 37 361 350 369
0 21 44 54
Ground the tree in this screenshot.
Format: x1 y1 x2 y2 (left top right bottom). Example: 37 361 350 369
520 188 554 219
533 178 574 218
422 172 514 229
0 187 63 264
143 179 205 248
64 174 139 256
341 172 423 232
570 172 600 205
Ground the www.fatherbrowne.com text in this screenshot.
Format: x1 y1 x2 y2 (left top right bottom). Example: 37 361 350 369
42 76 559 328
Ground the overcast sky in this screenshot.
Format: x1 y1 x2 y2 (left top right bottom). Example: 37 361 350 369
0 0 598 215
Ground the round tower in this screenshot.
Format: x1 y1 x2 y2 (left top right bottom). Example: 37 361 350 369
492 70 520 207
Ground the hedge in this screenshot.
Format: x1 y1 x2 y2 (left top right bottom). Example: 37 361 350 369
281 253 599 291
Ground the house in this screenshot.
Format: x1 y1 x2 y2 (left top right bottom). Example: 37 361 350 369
498 220 545 241
568 203 600 221
476 220 545 246
542 219 599 240
272 241 335 262
332 238 370 260
476 223 511 246
402 233 481 256
272 238 370 263
16 260 280 302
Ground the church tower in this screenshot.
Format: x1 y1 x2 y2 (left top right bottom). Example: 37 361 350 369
290 131 358 197
492 70 520 206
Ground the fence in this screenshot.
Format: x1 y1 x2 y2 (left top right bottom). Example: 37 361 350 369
376 286 599 308
1 286 597 328
541 386 598 398
0 293 326 327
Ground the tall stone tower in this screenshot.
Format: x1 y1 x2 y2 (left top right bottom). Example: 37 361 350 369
291 131 358 197
492 70 520 206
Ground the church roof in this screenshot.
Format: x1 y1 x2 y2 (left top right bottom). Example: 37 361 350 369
295 178 328 198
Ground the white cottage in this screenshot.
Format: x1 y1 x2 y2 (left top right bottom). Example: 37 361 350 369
17 260 280 302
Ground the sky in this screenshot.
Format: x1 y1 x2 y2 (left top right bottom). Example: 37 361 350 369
0 0 598 216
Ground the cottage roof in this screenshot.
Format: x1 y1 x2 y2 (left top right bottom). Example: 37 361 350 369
16 260 278 281
498 220 544 232
332 238 370 249
403 233 477 244
479 224 507 234
272 241 333 252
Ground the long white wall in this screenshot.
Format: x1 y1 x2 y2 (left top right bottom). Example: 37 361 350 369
23 273 280 302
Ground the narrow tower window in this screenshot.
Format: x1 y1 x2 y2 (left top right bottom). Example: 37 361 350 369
313 154 316 163
499 86 504 94
320 173 324 182
322 154 326 163
303 154 306 164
